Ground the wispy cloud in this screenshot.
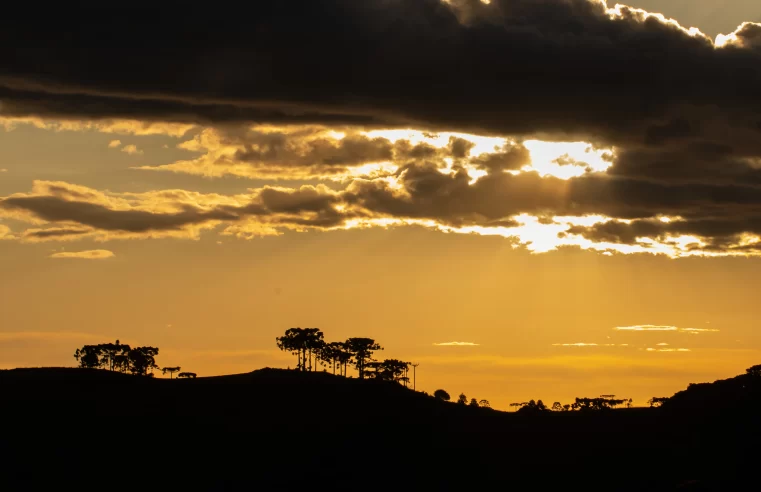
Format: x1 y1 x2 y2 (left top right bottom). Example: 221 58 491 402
0 168 7 173
646 348 691 353
615 325 719 334
656 343 670 346
108 139 122 148
433 341 480 347
50 249 115 260
615 325 678 332
121 144 143 155
553 343 629 347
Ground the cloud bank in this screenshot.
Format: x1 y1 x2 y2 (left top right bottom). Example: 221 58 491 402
1 1 760 257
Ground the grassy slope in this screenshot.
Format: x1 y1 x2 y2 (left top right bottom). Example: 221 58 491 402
1 367 759 490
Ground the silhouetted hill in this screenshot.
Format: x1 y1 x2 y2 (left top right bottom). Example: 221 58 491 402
664 370 761 417
1 367 759 491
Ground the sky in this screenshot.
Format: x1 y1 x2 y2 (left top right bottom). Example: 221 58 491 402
1 0 761 410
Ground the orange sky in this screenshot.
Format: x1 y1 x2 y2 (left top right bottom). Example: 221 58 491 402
2 1 761 410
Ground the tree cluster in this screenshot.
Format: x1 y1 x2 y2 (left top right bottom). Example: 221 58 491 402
73 340 160 376
647 397 669 408
277 328 411 383
509 396 635 412
431 390 489 408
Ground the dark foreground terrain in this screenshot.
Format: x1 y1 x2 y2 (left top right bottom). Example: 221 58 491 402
2 368 760 491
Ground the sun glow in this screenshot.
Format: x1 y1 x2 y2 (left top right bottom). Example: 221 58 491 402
522 140 613 179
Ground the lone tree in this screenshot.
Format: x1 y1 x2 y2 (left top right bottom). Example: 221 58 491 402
552 402 563 412
162 366 181 379
276 328 325 372
478 399 490 408
177 372 197 379
434 389 451 401
457 393 468 405
345 337 383 379
469 398 479 407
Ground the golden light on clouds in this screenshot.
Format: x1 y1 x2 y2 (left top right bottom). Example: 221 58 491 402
603 2 710 41
521 140 613 179
433 341 481 347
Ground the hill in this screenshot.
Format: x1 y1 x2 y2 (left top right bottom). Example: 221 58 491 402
1 367 759 490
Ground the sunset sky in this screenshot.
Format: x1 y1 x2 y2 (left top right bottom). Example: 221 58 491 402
1 0 761 410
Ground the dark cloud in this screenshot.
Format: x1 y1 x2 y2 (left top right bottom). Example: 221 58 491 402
0 182 351 237
1 0 758 145
346 163 761 228
231 129 394 172
1 196 238 233
470 144 531 173
2 1 761 255
21 227 94 242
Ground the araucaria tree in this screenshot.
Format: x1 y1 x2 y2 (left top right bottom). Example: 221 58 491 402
276 328 325 372
345 338 383 379
162 366 181 379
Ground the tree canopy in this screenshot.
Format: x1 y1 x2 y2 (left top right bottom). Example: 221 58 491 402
434 389 450 401
344 338 383 379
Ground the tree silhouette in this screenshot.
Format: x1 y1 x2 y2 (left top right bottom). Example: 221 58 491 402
100 340 130 371
563 404 571 411
344 338 383 379
747 365 761 377
177 372 196 379
574 397 626 410
74 341 132 371
478 399 490 408
127 346 159 376
469 398 479 407
74 345 101 369
276 328 324 372
162 366 181 379
457 393 467 405
366 359 410 383
552 402 563 412
434 389 450 401
333 342 353 377
647 397 669 408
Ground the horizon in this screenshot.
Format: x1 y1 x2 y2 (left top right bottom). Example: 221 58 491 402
2 0 761 412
